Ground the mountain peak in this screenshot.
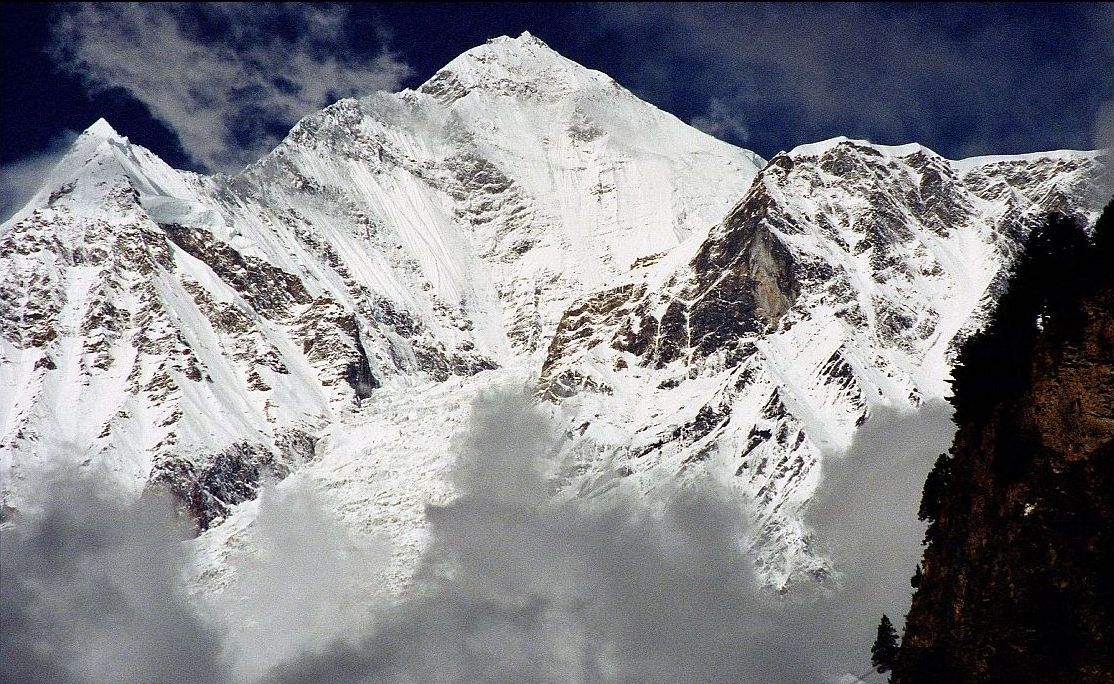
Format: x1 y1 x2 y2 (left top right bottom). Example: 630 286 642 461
419 31 614 102
79 117 123 143
786 136 934 160
486 31 549 48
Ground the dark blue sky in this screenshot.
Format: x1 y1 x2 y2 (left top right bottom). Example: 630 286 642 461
3 3 1112 178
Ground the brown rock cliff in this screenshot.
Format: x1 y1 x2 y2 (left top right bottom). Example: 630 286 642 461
895 205 1114 684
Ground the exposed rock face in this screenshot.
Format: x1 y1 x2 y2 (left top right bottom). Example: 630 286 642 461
146 436 312 532
542 184 799 385
895 207 1114 684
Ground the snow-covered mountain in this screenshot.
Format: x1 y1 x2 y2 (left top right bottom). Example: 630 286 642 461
1 33 760 526
0 33 1105 586
538 138 1104 581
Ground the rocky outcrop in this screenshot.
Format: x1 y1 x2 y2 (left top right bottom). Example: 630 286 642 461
895 205 1114 684
539 172 801 396
147 430 317 531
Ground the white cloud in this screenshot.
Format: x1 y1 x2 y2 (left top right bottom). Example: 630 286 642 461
690 97 750 144
1097 100 1114 153
1 389 958 684
48 4 411 172
0 474 231 684
210 478 390 683
0 130 78 222
261 389 958 684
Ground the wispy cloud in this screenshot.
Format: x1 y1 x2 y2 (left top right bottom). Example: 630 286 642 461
1097 102 1114 153
47 4 411 172
690 97 750 144
0 129 78 222
1093 101 1114 198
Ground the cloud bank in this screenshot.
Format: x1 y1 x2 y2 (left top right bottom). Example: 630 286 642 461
211 480 390 683
261 389 955 684
261 389 778 684
47 4 410 172
2 389 955 684
0 476 230 684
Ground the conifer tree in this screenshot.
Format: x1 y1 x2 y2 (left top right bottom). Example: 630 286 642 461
872 614 900 674
919 452 952 545
948 212 1091 426
1091 197 1114 283
910 563 923 588
918 453 951 523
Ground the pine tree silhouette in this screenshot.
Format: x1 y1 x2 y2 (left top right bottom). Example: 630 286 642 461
1091 197 1114 285
918 451 952 545
872 614 900 674
949 213 1091 427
